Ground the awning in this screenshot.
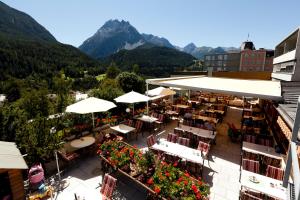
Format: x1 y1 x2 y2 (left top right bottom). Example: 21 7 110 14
0 141 28 169
146 76 282 100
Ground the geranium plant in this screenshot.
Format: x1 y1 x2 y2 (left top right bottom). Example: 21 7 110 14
98 140 209 199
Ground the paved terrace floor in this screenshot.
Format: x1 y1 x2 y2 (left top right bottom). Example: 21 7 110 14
54 106 243 200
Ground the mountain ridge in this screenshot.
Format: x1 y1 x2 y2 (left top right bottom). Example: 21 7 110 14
0 1 56 42
79 19 239 59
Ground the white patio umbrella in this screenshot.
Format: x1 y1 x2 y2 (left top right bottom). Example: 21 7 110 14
66 97 116 127
146 86 176 97
114 91 150 116
146 87 176 113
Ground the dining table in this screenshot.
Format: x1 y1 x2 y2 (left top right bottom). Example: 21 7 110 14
172 104 190 109
205 109 225 115
110 124 136 140
137 115 158 123
151 139 203 164
241 169 287 200
179 124 217 140
193 115 218 124
70 136 95 149
242 142 282 160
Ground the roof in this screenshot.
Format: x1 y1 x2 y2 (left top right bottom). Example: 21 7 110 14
146 76 282 100
0 141 28 169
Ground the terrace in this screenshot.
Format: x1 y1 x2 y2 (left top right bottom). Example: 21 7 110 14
40 77 294 200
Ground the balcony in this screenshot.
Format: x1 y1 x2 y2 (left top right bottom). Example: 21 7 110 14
273 49 296 65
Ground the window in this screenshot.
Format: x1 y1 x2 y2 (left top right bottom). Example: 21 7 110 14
244 53 249 58
206 56 211 61
224 55 228 60
218 55 223 60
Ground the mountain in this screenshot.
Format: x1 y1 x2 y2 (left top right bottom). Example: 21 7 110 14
182 43 197 54
179 43 239 59
0 1 101 80
141 33 174 48
79 20 144 58
102 43 195 77
0 1 56 42
79 19 175 58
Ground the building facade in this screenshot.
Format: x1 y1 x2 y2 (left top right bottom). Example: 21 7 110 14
204 41 274 72
240 48 274 72
204 52 240 71
272 27 300 81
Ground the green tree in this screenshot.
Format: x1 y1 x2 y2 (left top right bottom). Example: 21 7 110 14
0 103 26 142
91 79 124 102
16 116 63 165
132 64 140 74
116 72 145 93
19 89 50 119
53 75 72 113
106 62 121 79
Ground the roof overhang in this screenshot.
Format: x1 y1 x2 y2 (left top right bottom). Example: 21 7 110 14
0 141 28 169
146 76 282 100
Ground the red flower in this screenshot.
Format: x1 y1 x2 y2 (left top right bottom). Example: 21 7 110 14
154 186 161 194
196 192 201 199
129 150 134 157
161 161 167 166
173 161 178 167
191 184 198 193
165 172 170 177
178 177 183 182
185 172 190 177
147 178 154 185
184 180 188 185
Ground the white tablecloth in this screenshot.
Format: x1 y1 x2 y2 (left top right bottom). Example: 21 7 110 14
179 124 216 140
70 136 95 149
152 139 203 164
173 104 190 109
242 142 282 160
241 170 287 200
137 115 158 123
110 124 136 134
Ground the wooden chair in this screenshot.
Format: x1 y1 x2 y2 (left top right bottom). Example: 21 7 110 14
197 141 210 159
266 165 284 181
147 135 155 147
244 134 256 144
57 149 79 167
167 133 178 143
100 173 117 200
186 161 203 178
133 120 143 140
154 114 165 129
242 159 260 173
174 127 184 137
126 119 134 127
240 189 264 200
177 137 190 147
258 138 273 147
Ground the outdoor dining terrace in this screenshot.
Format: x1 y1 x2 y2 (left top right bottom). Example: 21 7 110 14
45 89 290 200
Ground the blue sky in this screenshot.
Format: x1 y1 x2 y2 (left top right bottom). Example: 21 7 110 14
2 0 300 49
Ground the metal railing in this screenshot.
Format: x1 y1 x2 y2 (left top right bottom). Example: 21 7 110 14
283 96 300 200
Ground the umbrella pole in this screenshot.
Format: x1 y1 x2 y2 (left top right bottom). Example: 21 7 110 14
133 104 135 117
146 83 149 115
92 112 95 128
